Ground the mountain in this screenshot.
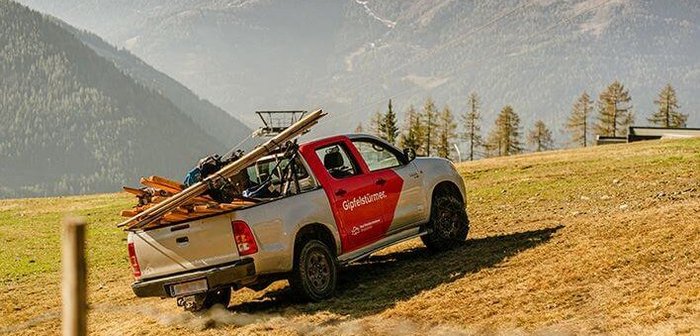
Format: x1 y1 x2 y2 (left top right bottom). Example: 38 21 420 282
11 0 700 140
58 23 252 148
0 1 237 198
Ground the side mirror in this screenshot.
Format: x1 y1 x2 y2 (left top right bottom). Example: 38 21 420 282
403 148 416 162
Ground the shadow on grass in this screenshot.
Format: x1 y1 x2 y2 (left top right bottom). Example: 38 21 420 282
229 225 563 318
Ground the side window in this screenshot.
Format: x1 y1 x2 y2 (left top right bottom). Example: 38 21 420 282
315 143 360 179
352 140 402 172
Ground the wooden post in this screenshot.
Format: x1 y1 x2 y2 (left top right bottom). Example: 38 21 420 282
62 217 87 336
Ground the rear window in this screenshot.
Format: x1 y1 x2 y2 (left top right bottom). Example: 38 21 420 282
246 156 309 185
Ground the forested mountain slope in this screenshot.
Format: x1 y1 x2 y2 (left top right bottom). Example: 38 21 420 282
0 1 226 198
15 0 700 134
60 23 251 148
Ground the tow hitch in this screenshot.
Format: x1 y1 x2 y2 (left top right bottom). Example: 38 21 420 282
177 295 205 312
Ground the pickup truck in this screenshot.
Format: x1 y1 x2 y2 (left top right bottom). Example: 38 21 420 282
127 134 469 311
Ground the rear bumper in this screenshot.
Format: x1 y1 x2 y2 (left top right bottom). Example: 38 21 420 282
131 258 256 298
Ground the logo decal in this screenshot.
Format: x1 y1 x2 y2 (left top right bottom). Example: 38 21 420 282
342 191 387 211
351 219 381 236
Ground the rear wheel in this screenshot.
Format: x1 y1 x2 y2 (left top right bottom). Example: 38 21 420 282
289 239 337 301
421 190 469 252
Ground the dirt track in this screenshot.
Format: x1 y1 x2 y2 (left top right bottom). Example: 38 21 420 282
1 139 699 335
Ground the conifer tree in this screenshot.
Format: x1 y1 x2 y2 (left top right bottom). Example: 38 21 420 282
380 99 399 144
486 105 522 156
370 111 384 136
399 105 423 154
596 80 633 137
462 92 483 160
649 83 687 128
422 97 438 156
527 120 554 152
436 105 457 160
566 91 593 147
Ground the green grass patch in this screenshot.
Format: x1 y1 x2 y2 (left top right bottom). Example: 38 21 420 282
0 193 132 280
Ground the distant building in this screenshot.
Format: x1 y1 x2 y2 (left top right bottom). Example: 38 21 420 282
596 126 700 145
595 136 627 146
627 126 700 142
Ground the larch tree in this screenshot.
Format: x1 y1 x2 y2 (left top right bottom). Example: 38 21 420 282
486 105 523 156
483 130 502 158
596 80 634 137
649 83 687 128
399 105 423 155
381 99 399 144
421 97 439 156
462 92 483 160
436 105 457 160
527 120 554 152
566 91 593 147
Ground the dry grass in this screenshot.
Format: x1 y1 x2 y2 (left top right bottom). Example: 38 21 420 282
1 138 698 335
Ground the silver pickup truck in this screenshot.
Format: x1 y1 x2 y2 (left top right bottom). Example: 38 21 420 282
126 134 469 311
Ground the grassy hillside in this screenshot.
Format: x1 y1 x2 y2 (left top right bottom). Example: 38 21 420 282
1 138 698 335
0 1 226 198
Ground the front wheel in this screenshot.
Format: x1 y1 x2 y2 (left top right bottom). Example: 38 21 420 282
289 239 338 301
421 191 469 252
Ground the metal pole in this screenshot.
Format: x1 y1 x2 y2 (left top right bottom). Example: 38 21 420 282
62 217 87 336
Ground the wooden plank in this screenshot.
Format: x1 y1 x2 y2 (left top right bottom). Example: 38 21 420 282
219 201 256 210
231 200 257 207
150 196 168 203
121 210 139 217
147 176 184 191
163 212 189 222
193 205 223 213
122 186 146 196
172 207 190 215
140 177 181 194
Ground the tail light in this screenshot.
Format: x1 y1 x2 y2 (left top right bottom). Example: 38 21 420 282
127 242 142 279
232 220 258 256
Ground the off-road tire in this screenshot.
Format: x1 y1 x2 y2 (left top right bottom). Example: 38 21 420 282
421 191 469 252
289 239 338 302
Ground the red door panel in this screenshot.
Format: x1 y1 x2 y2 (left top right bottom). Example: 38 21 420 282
300 137 403 253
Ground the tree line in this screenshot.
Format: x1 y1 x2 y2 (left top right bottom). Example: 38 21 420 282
359 80 689 160
566 81 688 147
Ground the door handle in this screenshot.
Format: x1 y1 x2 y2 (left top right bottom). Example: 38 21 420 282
376 178 386 186
335 189 347 196
175 236 189 246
